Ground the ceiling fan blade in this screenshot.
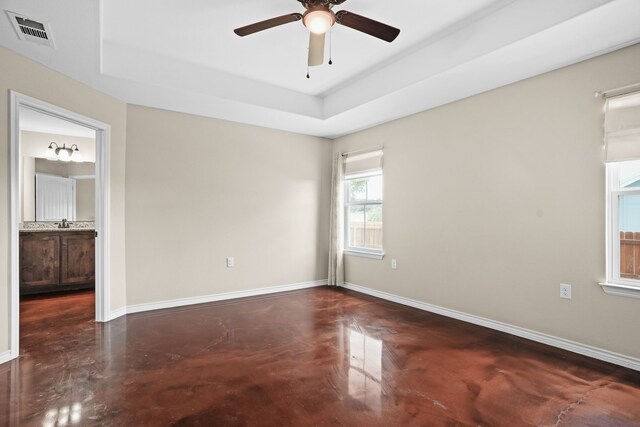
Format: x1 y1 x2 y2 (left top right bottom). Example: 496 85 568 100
234 13 303 37
308 32 325 67
335 10 400 42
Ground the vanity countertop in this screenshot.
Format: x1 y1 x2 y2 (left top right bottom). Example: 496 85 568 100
20 221 95 233
20 228 95 233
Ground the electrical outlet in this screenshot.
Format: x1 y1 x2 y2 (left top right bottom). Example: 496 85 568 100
560 283 571 299
226 257 234 268
391 259 397 270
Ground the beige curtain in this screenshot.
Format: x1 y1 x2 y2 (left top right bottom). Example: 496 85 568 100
328 152 344 286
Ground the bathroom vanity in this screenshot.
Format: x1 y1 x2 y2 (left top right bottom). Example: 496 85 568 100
19 228 95 295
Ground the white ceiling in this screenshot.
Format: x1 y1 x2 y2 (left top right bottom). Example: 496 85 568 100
20 107 96 138
1 0 639 138
104 0 501 96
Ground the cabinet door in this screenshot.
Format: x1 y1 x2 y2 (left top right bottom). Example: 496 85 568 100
20 234 60 287
61 233 95 285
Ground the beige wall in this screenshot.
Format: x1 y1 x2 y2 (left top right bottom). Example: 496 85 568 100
0 46 128 354
125 105 331 305
333 43 640 359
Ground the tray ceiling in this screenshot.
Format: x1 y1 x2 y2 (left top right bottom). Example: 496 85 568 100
1 0 639 138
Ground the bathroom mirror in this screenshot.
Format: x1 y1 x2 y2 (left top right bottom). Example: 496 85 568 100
25 158 95 222
19 109 98 225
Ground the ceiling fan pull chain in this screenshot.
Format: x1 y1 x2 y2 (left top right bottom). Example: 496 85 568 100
328 28 333 65
307 64 310 79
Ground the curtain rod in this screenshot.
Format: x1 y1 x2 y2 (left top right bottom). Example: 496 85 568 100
341 145 383 157
595 82 640 99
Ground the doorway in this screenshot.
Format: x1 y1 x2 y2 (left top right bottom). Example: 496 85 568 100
9 92 111 361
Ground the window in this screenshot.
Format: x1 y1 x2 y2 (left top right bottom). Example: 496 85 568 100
601 90 640 298
606 160 640 287
344 171 383 258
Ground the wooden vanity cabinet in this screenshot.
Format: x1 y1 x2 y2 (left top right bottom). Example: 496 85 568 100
19 233 60 288
20 230 95 295
60 233 95 285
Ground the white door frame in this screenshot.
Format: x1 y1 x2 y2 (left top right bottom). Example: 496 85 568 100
9 91 111 360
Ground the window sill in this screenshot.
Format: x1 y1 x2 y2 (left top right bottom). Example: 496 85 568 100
344 250 384 260
598 282 640 299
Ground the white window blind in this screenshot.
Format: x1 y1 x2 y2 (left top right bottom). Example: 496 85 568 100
344 149 383 175
604 91 640 162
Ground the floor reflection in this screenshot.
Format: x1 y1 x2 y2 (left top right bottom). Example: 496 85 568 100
0 359 20 427
347 327 382 412
7 288 639 425
42 402 82 427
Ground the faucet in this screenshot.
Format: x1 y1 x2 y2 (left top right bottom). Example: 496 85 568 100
58 218 70 229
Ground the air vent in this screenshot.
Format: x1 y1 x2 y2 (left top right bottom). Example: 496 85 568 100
6 11 55 48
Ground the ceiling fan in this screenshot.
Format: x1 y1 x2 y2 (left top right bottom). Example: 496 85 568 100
233 0 400 75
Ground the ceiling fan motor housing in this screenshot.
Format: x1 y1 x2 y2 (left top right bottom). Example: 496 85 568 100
298 0 347 8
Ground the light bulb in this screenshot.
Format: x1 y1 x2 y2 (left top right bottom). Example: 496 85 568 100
58 148 71 162
303 10 335 34
71 149 82 163
47 146 58 161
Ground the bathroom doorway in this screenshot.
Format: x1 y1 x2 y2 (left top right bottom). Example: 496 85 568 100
20 107 96 294
9 92 111 361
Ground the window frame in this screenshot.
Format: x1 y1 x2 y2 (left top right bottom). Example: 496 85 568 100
343 170 384 259
602 162 640 298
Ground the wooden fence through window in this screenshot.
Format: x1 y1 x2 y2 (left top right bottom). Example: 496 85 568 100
620 231 640 280
348 223 382 250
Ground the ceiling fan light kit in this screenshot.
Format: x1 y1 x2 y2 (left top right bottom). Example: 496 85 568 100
234 0 399 77
303 8 335 34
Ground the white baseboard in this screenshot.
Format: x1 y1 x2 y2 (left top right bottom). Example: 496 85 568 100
0 350 13 365
126 279 328 315
1 280 327 366
343 282 640 372
108 306 127 321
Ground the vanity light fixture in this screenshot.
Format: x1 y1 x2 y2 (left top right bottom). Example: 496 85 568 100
46 142 82 162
